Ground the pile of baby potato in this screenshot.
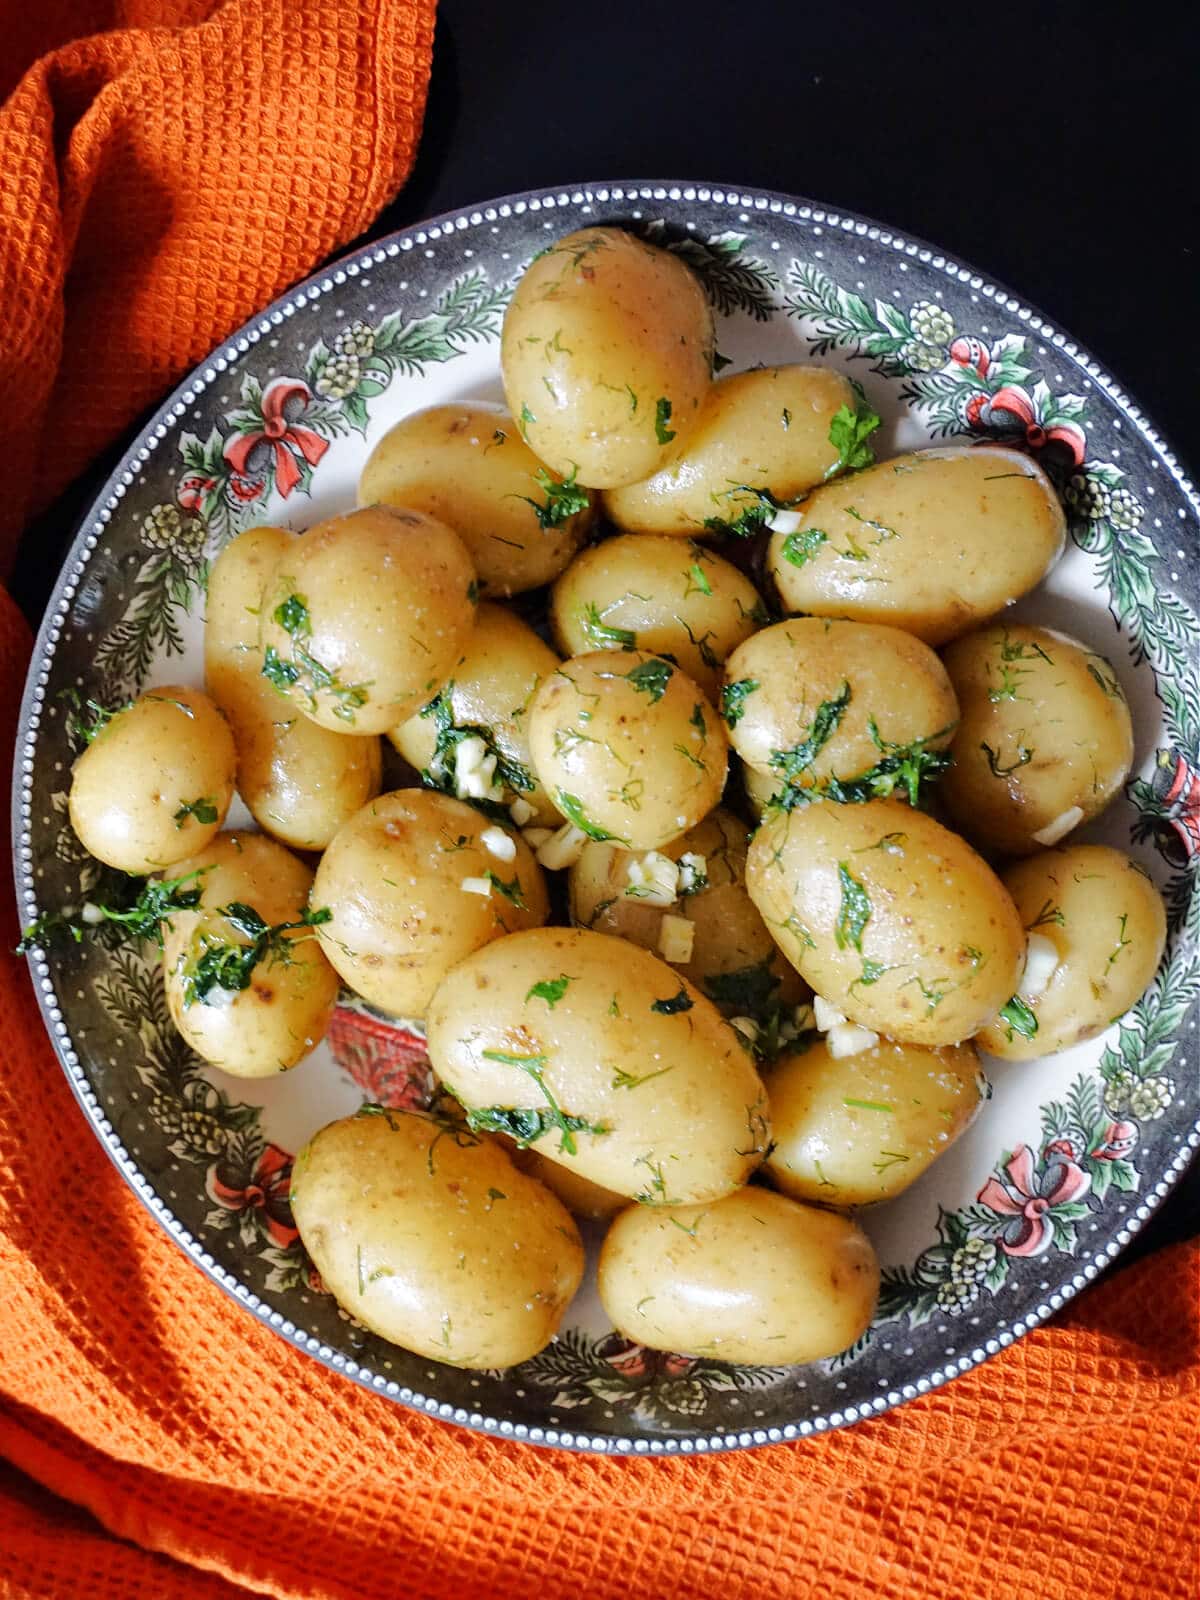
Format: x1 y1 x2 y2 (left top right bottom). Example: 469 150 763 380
59 227 1167 1373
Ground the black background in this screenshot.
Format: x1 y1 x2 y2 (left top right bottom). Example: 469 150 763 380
13 0 1199 1258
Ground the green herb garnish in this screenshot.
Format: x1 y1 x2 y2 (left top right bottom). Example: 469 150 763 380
720 678 759 728
834 863 872 954
263 592 371 725
825 383 881 479
180 903 331 1008
982 739 1033 778
650 987 693 1015
769 682 851 788
654 397 675 444
997 995 1039 1041
687 562 712 596
622 658 674 703
173 797 219 829
579 601 637 651
526 975 574 1009
819 720 954 808
519 465 590 529
465 1103 607 1154
555 790 628 843
780 526 829 567
16 868 210 954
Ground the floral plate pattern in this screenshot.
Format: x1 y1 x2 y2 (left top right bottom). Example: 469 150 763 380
12 183 1200 1454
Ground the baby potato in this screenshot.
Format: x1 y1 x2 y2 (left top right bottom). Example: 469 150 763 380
940 624 1134 856
501 227 713 488
603 365 855 534
598 1188 879 1364
975 845 1166 1060
768 446 1066 645
68 684 235 874
764 1035 986 1206
746 799 1024 1046
389 602 561 827
425 927 771 1205
722 620 959 798
161 831 339 1077
257 505 476 735
312 789 548 1018
205 526 382 850
528 650 728 851
358 404 592 596
550 535 765 700
512 1147 628 1223
291 1107 583 1368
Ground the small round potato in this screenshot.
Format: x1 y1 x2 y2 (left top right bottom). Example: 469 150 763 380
598 1188 879 1364
528 650 728 851
764 1035 986 1206
425 927 771 1205
746 799 1025 1046
550 535 765 700
68 684 236 874
722 620 959 798
358 404 592 596
975 845 1167 1060
205 526 382 850
389 602 561 827
768 446 1066 645
291 1107 584 1368
501 227 714 488
603 365 856 534
257 506 476 734
161 831 339 1077
513 1147 628 1222
313 790 548 1017
940 624 1134 855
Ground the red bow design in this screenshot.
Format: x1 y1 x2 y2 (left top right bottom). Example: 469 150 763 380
206 1141 298 1249
223 378 328 498
976 1141 1091 1258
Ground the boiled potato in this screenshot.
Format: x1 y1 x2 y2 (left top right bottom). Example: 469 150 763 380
513 1147 628 1222
568 808 805 1014
721 620 958 802
358 404 592 596
975 845 1166 1060
388 602 560 827
205 526 381 849
603 365 856 534
528 649 728 851
501 227 713 488
598 1188 879 1363
746 799 1024 1046
257 506 475 734
161 831 338 1077
550 535 765 700
313 789 548 1017
68 684 235 874
425 927 771 1204
940 623 1134 855
742 760 780 816
291 1106 583 1368
764 1035 986 1206
768 446 1065 645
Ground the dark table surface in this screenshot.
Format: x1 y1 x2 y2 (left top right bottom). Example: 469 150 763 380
12 0 1198 1261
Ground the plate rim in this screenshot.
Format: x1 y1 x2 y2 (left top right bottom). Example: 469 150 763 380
12 178 1200 1456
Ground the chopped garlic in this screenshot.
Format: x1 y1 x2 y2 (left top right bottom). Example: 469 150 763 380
827 1021 880 1059
80 901 105 925
677 852 708 895
522 826 554 850
508 796 535 827
1032 805 1084 847
480 825 517 862
730 1015 760 1044
460 876 493 898
767 508 803 534
536 823 588 871
1018 932 1059 1002
624 851 679 906
454 736 503 803
813 994 848 1032
658 914 695 963
204 985 239 1010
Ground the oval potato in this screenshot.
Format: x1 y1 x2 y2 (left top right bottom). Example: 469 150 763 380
425 927 771 1204
746 799 1024 1046
512 1146 628 1222
598 1188 879 1363
768 446 1065 645
292 1107 583 1368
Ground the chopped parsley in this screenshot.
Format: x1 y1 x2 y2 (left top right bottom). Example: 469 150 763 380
263 592 371 725
579 601 637 650
720 678 759 728
518 465 590 529
769 682 851 788
418 687 535 815
834 863 872 954
825 383 881 479
554 790 629 843
60 689 131 746
16 868 209 954
518 404 536 437
180 903 331 1009
466 1099 607 1156
701 961 781 1016
687 562 712 596
484 872 526 909
703 485 795 539
780 526 828 567
654 397 675 444
819 721 954 808
997 996 1039 1041
650 987 694 1015
622 658 674 703
526 975 574 1009
173 797 219 829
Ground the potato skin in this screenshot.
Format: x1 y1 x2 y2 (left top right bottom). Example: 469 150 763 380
722 618 959 790
205 526 382 849
768 446 1066 645
764 1036 986 1206
501 227 714 488
746 799 1025 1046
257 506 476 734
312 789 548 1018
425 927 771 1205
291 1108 584 1368
358 404 591 596
68 684 236 874
161 831 339 1077
940 624 1134 855
389 602 561 827
975 845 1167 1060
528 649 728 851
603 365 855 534
550 535 764 700
598 1188 879 1363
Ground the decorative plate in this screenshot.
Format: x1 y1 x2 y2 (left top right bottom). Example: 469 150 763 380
13 182 1200 1456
